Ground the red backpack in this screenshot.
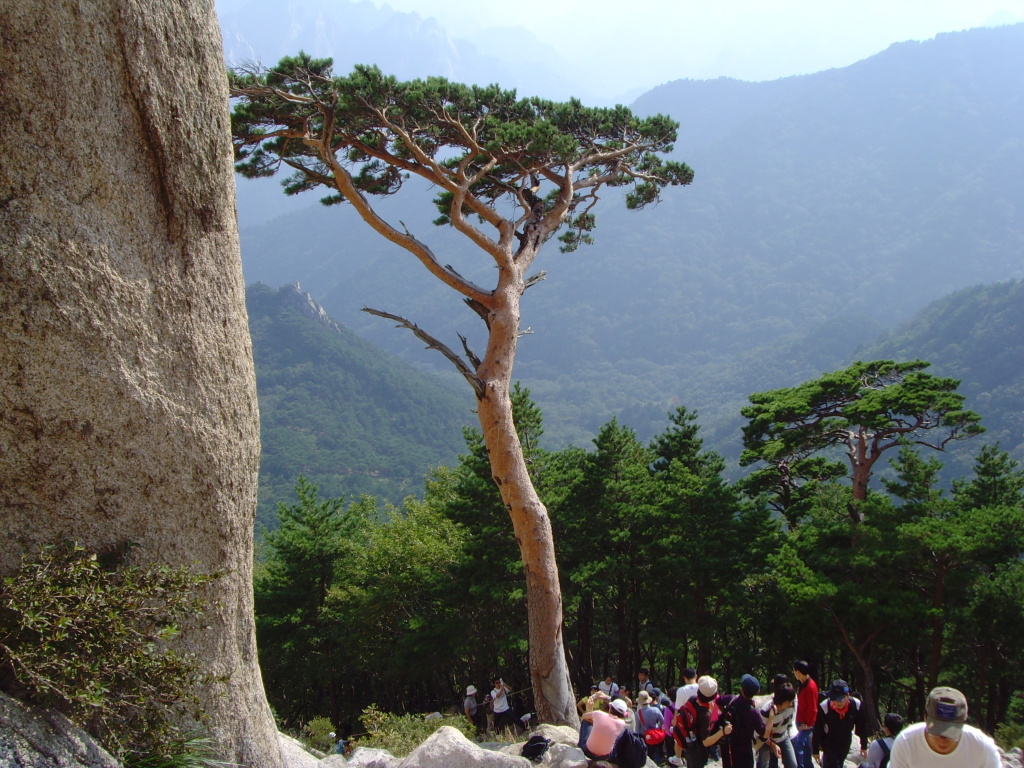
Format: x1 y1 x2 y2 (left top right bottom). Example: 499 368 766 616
673 697 717 747
673 698 699 746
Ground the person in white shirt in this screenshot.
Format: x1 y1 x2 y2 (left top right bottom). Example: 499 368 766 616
676 667 699 709
889 687 1000 768
599 674 620 697
859 712 903 768
490 676 517 733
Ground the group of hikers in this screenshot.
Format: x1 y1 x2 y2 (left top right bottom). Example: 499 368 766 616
465 662 1001 768
463 676 529 736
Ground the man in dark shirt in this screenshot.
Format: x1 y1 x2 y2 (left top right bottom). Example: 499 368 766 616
720 674 768 768
672 675 733 768
812 679 867 768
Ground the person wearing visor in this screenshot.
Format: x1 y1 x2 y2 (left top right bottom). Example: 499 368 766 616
889 687 999 767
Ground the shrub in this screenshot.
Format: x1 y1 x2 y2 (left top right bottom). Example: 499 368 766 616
995 722 1024 751
0 543 221 766
302 716 338 753
351 704 476 757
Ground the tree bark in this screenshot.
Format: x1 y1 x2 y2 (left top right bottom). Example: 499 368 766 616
0 2 280 765
694 583 712 673
472 266 578 727
833 614 879 732
926 563 948 690
854 662 879 733
578 592 595 685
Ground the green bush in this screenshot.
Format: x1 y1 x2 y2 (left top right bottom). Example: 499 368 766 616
995 722 1024 751
302 716 338 753
351 704 477 757
0 543 221 766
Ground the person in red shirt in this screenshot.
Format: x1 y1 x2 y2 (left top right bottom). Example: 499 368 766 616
792 661 818 768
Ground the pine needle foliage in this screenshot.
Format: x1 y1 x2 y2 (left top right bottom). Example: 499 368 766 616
229 53 693 253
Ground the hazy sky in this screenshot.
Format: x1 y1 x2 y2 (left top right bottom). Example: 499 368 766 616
368 0 1024 92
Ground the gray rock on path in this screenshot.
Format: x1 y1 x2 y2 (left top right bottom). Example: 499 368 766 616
531 724 584 746
0 692 121 768
399 726 531 767
536 742 589 767
279 733 323 768
346 746 399 767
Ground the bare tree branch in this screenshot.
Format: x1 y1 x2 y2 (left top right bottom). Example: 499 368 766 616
361 307 484 398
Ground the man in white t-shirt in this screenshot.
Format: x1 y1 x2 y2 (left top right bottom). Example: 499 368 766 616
599 674 620 698
676 667 699 709
889 687 1000 768
490 677 517 733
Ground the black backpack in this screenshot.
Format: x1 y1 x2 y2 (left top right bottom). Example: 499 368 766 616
613 727 650 768
520 734 550 763
877 737 892 768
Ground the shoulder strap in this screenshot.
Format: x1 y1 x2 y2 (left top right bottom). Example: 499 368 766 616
878 737 892 768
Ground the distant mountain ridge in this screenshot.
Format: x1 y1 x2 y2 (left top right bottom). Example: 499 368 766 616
235 23 1024 451
216 0 593 102
856 280 1024 469
248 279 1023 522
246 283 472 526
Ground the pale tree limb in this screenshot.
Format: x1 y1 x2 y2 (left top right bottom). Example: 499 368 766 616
361 307 484 398
319 147 493 304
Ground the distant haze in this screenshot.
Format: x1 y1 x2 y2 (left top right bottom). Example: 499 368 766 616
216 0 1024 102
372 1 1022 79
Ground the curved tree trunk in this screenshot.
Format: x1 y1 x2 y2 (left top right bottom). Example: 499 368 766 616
577 592 595 686
0 2 281 765
474 269 578 727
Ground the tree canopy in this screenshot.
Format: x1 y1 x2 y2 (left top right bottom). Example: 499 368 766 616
741 359 983 522
230 54 693 271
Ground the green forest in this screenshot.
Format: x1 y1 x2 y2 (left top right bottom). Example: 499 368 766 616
247 283 472 527
254 374 1024 742
247 278 1024 521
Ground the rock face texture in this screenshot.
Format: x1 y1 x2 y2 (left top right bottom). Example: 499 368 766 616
0 2 280 766
0 692 121 768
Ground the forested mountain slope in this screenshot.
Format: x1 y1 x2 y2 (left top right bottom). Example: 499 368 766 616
237 24 1024 449
246 283 472 527
856 280 1024 470
248 278 1022 527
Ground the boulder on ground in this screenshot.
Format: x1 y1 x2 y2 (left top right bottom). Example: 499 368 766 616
531 724 581 747
320 755 350 766
398 726 530 767
278 732 320 768
540 742 588 767
345 746 399 768
0 691 121 768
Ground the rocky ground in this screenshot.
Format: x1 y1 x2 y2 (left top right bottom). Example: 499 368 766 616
4 694 1023 768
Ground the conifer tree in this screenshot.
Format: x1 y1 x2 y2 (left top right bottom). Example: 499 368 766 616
741 360 983 522
230 54 693 723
